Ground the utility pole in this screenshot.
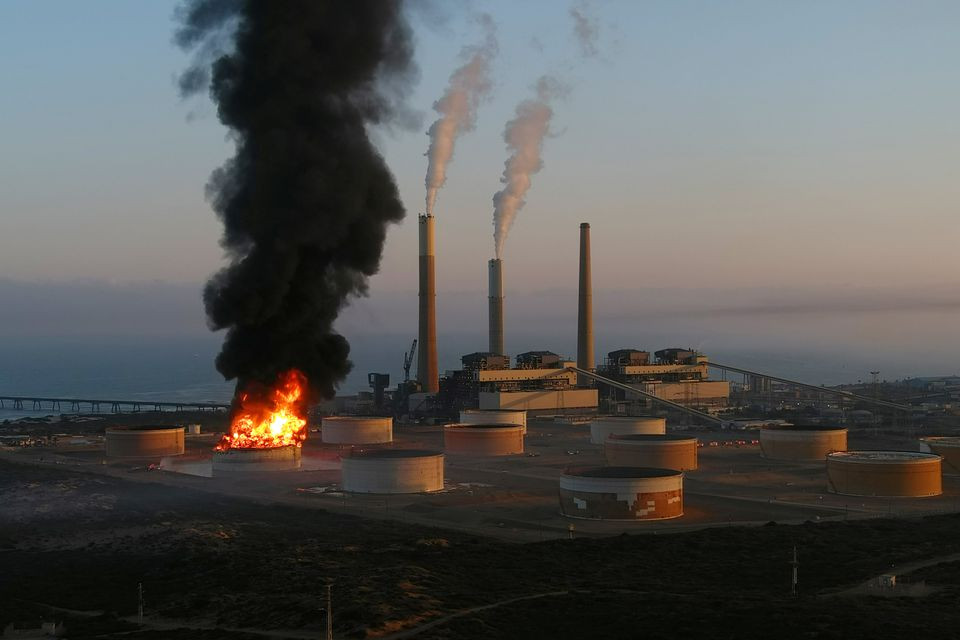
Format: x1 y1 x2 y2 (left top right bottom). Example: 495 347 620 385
790 547 799 597
325 582 333 640
137 583 144 625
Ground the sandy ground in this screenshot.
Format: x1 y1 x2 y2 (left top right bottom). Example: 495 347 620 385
3 417 958 543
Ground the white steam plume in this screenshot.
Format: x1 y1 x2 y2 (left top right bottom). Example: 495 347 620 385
424 16 497 217
492 76 565 258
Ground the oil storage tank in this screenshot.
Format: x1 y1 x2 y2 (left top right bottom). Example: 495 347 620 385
460 409 527 433
559 466 683 520
604 434 698 471
212 445 302 474
759 425 847 461
321 416 393 445
589 416 665 444
919 437 960 475
444 423 524 456
342 449 444 494
105 426 185 458
826 451 942 497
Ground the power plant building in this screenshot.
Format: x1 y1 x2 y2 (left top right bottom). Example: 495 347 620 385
826 451 942 497
604 434 698 471
341 449 444 493
597 349 730 410
105 426 185 459
444 351 598 414
559 466 683 520
759 425 847 461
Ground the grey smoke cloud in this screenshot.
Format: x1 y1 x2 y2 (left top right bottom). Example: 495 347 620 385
570 1 599 57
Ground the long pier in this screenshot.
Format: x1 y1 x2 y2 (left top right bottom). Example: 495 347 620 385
0 395 230 414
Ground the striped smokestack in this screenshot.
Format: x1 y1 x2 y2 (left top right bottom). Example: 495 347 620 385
488 258 504 355
577 222 594 384
417 214 439 392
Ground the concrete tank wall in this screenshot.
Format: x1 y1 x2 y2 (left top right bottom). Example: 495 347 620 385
444 424 524 456
759 426 847 461
342 450 444 493
919 437 960 475
826 451 942 497
590 416 665 444
321 416 393 444
212 445 302 474
559 466 683 520
105 426 185 458
460 409 527 434
604 435 698 471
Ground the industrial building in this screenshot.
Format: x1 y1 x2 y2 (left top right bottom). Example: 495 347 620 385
597 348 730 411
440 350 598 414
341 449 444 494
321 416 393 445
759 425 847 461
604 434 698 471
104 425 185 458
444 423 524 456
589 416 665 444
826 451 943 497
212 445 302 474
920 437 960 475
558 466 684 520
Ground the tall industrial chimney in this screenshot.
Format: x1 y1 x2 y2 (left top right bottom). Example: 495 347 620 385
576 222 594 384
417 214 439 392
488 258 504 355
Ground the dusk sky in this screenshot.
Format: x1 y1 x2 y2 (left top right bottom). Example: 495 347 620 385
1 0 958 383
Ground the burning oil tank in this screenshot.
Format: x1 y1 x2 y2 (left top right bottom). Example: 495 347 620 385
459 409 527 434
559 466 683 520
919 437 960 475
444 423 524 456
342 449 444 493
604 434 698 471
759 425 847 461
321 416 393 445
826 451 942 497
212 445 302 474
589 416 665 444
105 426 185 459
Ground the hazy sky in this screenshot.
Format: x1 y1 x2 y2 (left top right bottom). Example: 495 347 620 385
1 1 958 383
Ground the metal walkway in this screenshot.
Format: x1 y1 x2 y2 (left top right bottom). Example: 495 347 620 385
0 395 230 414
706 362 913 412
565 367 726 425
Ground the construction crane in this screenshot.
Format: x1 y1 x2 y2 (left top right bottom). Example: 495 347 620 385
403 339 418 383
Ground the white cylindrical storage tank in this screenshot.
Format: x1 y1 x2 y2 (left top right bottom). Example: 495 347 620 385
321 416 393 444
826 451 942 497
460 409 527 434
759 425 847 461
105 426 185 458
444 423 524 456
604 434 698 471
342 449 444 494
589 416 665 444
559 466 683 520
212 445 302 474
919 437 960 475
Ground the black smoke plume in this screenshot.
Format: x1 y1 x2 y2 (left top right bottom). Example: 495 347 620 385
176 1 417 400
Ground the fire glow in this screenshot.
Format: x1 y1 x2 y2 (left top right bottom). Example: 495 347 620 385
216 369 308 450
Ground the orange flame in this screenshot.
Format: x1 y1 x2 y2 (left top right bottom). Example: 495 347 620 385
216 369 308 450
